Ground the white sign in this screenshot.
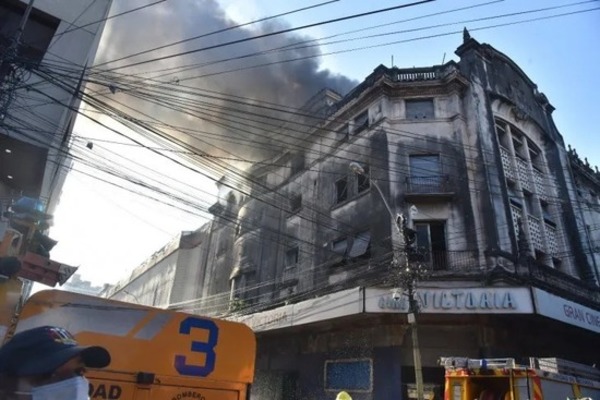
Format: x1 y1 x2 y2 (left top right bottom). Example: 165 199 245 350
231 287 362 332
364 287 533 314
532 288 600 334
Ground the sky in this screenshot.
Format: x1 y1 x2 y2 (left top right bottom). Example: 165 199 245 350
42 0 600 289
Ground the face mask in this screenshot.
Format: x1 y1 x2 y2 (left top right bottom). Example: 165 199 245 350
30 376 89 400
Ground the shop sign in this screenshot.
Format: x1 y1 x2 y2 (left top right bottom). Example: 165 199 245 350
365 287 533 314
532 288 600 334
231 287 362 331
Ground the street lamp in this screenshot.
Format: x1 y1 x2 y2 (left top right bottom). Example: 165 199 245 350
349 161 425 400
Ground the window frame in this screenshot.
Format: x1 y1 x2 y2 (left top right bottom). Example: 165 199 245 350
324 358 373 393
405 98 435 120
353 110 369 134
409 154 443 192
285 247 299 267
414 221 447 269
356 166 370 193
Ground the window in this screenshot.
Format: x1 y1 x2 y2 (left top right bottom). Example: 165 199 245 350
335 177 348 203
415 222 446 270
496 117 557 260
290 194 302 213
524 192 536 214
290 153 305 175
406 99 434 119
356 166 370 193
325 359 372 391
336 123 349 141
353 110 369 134
542 203 553 222
0 0 60 67
507 181 520 205
409 155 442 192
285 247 299 267
528 141 544 170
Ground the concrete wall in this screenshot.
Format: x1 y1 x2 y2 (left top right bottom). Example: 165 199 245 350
5 0 112 213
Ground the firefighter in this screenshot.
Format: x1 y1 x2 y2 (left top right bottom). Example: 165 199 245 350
0 326 111 400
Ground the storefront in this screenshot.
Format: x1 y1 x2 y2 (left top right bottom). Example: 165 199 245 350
232 285 599 400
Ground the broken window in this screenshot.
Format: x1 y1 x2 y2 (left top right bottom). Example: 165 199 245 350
405 99 434 119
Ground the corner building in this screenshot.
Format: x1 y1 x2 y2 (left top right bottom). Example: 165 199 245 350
107 32 600 400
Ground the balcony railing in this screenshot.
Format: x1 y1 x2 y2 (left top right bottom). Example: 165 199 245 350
410 249 481 272
405 175 453 196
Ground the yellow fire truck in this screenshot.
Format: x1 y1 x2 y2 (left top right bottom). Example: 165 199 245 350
1 197 257 400
0 287 257 400
440 356 600 400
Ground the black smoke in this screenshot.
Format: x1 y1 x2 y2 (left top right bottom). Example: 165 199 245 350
92 0 357 164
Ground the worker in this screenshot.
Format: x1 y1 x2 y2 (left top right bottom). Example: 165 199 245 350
336 390 353 400
0 325 111 400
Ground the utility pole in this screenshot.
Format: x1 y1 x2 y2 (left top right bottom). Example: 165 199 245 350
349 162 425 400
0 0 35 121
397 214 425 400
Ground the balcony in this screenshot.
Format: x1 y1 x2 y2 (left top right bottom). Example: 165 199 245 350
405 175 454 200
410 249 481 272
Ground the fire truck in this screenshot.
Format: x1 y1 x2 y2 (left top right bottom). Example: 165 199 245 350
1 197 257 399
7 290 256 400
440 356 600 400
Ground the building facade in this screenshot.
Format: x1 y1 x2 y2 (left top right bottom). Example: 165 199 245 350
107 32 600 400
61 273 106 296
1 0 112 220
0 0 112 294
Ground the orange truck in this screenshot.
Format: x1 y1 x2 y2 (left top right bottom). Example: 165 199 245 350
440 356 600 400
1 289 256 400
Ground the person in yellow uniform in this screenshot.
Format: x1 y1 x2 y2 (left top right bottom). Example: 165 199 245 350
0 325 111 400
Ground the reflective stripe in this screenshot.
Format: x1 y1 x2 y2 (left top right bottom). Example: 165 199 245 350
134 312 173 340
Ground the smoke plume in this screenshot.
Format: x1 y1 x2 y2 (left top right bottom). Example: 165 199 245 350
92 0 357 166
